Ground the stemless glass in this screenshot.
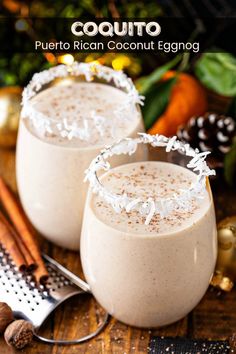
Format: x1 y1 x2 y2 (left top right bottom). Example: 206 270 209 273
16 63 145 250
81 135 217 328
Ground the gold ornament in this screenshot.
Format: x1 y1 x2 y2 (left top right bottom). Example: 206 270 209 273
0 86 22 148
211 216 236 291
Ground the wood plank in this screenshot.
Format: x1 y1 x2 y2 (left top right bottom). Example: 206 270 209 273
192 287 236 340
0 149 236 353
151 317 188 338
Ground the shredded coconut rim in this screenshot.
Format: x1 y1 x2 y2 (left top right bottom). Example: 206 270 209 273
21 62 144 141
84 133 216 225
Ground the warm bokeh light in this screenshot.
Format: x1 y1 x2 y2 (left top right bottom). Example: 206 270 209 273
3 0 21 13
112 55 131 70
44 53 56 64
57 54 74 65
85 56 102 66
90 60 100 65
85 55 95 63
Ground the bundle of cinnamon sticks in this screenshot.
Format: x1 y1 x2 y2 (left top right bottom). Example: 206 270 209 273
0 177 48 284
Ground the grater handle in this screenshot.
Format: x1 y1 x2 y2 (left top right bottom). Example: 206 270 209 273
43 254 91 293
34 311 109 345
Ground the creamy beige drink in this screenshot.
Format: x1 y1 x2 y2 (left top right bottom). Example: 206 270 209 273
22 82 142 148
16 67 144 250
81 161 217 327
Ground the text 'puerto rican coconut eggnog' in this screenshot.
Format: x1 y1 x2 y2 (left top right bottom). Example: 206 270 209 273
81 134 217 327
16 63 145 249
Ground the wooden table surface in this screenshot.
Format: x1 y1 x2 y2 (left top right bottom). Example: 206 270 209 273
0 147 235 354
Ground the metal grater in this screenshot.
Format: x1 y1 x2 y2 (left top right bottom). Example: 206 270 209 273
0 245 108 344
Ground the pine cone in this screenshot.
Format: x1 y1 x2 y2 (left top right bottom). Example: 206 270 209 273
177 113 236 167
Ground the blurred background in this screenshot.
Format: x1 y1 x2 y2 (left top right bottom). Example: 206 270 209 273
0 0 235 187
1 0 236 86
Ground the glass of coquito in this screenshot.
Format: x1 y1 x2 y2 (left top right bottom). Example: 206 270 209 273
81 134 217 328
16 63 145 250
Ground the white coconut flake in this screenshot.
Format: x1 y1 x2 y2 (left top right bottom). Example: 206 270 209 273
21 62 144 141
84 133 216 225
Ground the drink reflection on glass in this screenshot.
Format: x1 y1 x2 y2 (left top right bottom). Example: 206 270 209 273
81 134 217 328
16 63 145 250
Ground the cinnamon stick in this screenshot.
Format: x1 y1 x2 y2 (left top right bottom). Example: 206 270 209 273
0 211 36 271
33 267 49 285
0 177 48 284
0 213 27 271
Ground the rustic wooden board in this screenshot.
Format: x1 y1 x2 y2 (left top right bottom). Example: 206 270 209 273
0 149 235 353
